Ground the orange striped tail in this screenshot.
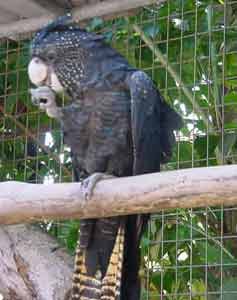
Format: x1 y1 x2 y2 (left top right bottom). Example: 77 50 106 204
71 224 125 300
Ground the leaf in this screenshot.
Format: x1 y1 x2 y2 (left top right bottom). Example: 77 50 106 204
219 278 237 300
198 240 236 265
224 91 237 104
87 17 104 31
195 135 219 161
143 24 159 39
215 133 237 164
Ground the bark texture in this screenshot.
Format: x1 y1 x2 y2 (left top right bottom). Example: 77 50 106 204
0 0 166 38
0 165 237 225
0 224 73 300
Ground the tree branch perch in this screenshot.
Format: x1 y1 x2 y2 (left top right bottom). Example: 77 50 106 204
1 165 237 225
0 0 166 39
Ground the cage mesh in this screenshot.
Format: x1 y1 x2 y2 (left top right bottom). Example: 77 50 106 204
0 0 237 299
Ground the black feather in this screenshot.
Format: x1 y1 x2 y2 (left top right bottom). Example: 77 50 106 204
30 16 183 300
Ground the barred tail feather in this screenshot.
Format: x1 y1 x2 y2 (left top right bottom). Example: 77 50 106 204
101 224 125 300
71 242 101 300
71 223 125 300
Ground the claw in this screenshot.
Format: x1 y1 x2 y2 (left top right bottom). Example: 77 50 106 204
29 86 62 119
80 173 114 202
30 89 41 106
30 86 56 109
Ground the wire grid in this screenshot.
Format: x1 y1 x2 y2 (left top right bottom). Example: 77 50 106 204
0 39 71 184
0 0 237 299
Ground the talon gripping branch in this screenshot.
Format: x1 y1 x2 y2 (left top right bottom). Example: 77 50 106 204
28 15 182 300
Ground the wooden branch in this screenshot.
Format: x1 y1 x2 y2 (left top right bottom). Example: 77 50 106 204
0 0 166 38
1 165 237 225
0 224 73 299
36 0 72 10
0 14 55 39
71 0 165 22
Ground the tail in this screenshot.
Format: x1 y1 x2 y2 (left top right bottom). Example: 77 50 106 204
71 222 125 300
101 224 125 300
121 214 149 300
71 244 101 300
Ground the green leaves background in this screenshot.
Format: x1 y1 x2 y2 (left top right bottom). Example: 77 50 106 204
1 0 237 298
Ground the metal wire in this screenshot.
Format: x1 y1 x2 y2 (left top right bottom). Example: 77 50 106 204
0 0 236 299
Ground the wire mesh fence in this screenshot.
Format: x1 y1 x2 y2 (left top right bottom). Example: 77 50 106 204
0 0 237 299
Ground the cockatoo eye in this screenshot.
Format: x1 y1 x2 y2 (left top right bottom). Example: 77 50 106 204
47 50 56 61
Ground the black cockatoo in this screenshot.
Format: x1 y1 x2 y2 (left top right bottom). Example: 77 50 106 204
28 15 182 300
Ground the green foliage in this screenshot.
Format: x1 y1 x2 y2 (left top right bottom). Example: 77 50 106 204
1 0 237 298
